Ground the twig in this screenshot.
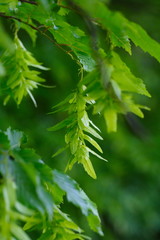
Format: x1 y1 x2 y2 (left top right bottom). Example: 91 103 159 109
0 12 37 30
19 0 38 5
0 12 73 56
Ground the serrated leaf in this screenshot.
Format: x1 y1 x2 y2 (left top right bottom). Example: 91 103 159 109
58 7 69 16
2 34 48 105
122 95 149 118
5 128 24 150
76 52 96 72
73 0 160 61
126 21 160 63
72 0 131 54
111 52 151 97
47 181 65 204
53 170 103 235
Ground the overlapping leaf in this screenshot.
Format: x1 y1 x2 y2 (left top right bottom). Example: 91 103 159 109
49 88 107 179
72 0 160 62
53 169 103 235
0 128 103 239
1 33 47 106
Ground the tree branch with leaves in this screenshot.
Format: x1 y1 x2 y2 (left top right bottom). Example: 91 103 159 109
0 0 160 239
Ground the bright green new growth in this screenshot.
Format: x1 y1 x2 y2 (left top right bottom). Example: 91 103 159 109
1 32 47 106
49 85 107 179
0 0 158 178
0 0 160 238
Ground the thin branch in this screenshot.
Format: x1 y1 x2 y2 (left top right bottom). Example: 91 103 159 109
0 12 37 30
0 12 74 57
19 0 38 5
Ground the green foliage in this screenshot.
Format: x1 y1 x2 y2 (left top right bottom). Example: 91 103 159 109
1 33 47 106
49 86 106 179
53 170 103 235
0 128 102 239
0 0 160 239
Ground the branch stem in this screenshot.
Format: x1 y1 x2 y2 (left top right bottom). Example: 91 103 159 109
0 12 73 57
19 0 38 5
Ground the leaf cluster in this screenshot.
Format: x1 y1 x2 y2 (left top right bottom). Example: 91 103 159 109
1 33 47 106
0 128 102 239
49 87 107 179
1 0 160 239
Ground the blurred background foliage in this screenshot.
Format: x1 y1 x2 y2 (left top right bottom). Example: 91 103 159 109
1 0 160 239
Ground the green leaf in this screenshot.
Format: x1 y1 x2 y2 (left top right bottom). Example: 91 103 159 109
17 21 37 44
104 108 117 133
52 145 69 158
5 128 24 150
82 157 97 179
89 120 101 132
11 223 31 240
111 79 121 100
2 34 47 105
72 0 131 54
58 7 69 16
86 147 107 162
111 52 151 97
15 202 35 216
12 151 54 219
84 126 103 140
13 148 40 163
73 0 160 62
76 52 96 72
70 132 79 155
53 170 103 235
36 184 54 221
83 134 103 153
126 21 160 63
37 208 86 240
122 94 148 118
12 161 45 214
48 115 75 131
23 213 42 231
52 93 75 110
